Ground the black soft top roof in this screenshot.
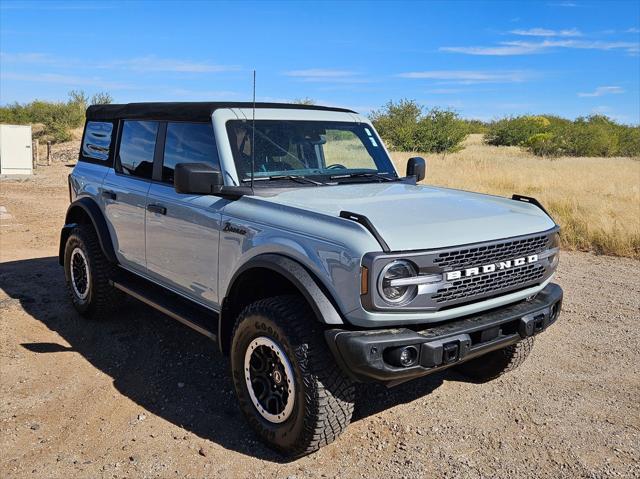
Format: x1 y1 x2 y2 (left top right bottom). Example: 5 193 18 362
86 102 357 122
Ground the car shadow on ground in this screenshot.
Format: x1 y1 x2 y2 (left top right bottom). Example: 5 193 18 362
1 256 455 463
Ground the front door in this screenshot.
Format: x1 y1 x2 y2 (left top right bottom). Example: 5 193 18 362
145 121 226 308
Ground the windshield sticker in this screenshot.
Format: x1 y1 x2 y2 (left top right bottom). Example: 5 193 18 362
364 127 372 136
369 137 378 147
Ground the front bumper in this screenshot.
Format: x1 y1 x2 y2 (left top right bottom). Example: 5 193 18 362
325 283 562 385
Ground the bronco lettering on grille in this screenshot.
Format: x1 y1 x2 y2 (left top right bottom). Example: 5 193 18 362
445 254 539 281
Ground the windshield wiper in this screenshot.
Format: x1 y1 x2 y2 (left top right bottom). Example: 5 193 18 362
329 172 398 182
241 175 327 186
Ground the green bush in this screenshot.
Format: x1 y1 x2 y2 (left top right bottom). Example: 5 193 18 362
486 114 639 158
617 125 640 157
485 115 550 147
562 116 618 157
526 132 562 157
461 119 489 134
0 90 112 143
415 108 468 153
370 99 467 153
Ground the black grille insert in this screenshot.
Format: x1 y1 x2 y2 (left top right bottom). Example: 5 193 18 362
433 234 549 270
432 263 545 304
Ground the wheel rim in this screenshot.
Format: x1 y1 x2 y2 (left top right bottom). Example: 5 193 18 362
244 336 295 424
70 247 90 300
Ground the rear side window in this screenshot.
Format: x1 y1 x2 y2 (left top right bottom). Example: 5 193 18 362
117 120 159 180
162 122 220 184
81 121 113 162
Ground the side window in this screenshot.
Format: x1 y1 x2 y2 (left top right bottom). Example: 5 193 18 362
117 120 158 180
162 122 220 184
81 121 113 162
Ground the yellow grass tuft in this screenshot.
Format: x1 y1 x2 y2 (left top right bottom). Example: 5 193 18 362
391 135 640 259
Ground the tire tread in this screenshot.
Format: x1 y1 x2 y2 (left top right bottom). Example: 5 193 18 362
231 295 354 456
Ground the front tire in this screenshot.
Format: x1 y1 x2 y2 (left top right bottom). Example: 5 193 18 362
455 337 535 382
63 224 122 319
230 295 355 457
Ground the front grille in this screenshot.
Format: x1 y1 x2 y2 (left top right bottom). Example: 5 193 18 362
432 263 546 304
433 234 549 270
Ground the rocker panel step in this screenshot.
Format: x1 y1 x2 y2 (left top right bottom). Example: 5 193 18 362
110 269 218 341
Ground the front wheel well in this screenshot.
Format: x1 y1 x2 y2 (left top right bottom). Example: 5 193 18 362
219 267 304 355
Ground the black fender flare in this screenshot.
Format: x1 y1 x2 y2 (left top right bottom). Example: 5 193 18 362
218 254 344 352
59 197 117 265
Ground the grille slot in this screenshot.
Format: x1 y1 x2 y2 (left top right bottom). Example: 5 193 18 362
432 263 545 304
433 234 549 270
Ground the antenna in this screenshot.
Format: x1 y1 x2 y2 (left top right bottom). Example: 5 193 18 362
250 70 256 189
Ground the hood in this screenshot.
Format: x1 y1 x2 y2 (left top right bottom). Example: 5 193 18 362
257 182 556 251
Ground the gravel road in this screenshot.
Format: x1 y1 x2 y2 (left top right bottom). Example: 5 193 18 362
1 160 639 478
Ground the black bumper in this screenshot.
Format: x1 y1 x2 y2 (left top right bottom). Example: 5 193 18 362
325 283 563 385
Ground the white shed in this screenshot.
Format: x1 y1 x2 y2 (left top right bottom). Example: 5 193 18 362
0 124 33 175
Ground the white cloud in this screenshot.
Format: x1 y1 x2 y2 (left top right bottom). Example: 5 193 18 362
577 86 625 97
0 51 78 67
510 27 582 37
0 72 133 90
425 88 465 94
547 2 578 7
1 51 240 73
398 70 531 84
170 88 241 99
441 39 640 56
440 45 541 55
1 1 114 10
626 28 640 34
284 69 369 83
103 56 239 73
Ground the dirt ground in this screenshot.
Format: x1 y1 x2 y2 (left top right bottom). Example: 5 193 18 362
1 157 639 478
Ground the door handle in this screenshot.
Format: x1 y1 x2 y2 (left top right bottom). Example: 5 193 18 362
147 204 167 215
101 190 117 201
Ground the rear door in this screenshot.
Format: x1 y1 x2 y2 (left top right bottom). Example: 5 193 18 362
102 120 159 273
145 121 226 308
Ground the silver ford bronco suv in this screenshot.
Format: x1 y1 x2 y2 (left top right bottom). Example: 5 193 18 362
60 102 563 456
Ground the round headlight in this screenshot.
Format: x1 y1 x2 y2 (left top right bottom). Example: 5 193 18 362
378 260 418 304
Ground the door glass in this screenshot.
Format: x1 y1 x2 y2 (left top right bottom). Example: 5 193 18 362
162 122 220 184
82 121 113 161
118 120 158 179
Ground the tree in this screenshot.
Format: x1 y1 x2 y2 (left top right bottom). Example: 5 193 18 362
370 99 467 153
91 92 114 105
292 97 315 105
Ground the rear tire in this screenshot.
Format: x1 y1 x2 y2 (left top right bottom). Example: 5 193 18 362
455 337 535 382
63 224 122 319
230 295 355 457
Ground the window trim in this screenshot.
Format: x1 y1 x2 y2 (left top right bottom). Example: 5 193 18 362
113 119 162 182
224 119 396 181
157 120 220 186
78 120 117 166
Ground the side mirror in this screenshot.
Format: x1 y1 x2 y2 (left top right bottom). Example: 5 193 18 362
174 162 223 195
406 157 426 182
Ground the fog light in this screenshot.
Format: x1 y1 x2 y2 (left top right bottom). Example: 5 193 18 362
385 345 419 368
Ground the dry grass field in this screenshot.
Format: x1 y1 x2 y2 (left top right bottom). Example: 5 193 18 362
392 134 640 259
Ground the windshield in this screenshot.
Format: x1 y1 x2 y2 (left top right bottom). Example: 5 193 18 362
226 120 397 185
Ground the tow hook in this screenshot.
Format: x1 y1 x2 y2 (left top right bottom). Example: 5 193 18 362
420 334 471 368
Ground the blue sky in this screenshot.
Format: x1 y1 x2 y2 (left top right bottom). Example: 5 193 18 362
1 0 639 123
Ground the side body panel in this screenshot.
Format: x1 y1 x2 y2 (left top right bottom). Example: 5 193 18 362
145 183 227 307
101 168 151 273
69 161 110 200
218 197 381 318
